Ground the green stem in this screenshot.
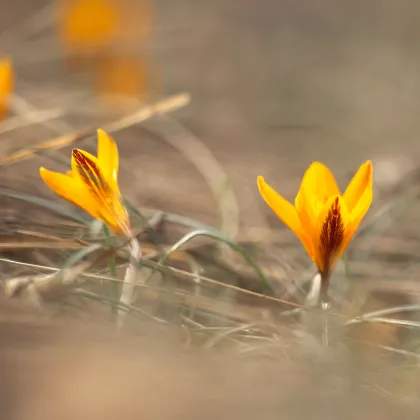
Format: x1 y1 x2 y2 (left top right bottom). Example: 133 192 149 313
158 229 274 295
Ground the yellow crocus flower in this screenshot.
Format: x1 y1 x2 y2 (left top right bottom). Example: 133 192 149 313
258 161 373 283
58 0 121 52
57 0 152 54
40 129 131 237
0 58 13 118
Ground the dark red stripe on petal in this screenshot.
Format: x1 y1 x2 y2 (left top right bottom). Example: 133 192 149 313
72 149 108 194
318 197 345 275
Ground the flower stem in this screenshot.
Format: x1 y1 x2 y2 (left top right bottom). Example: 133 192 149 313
117 237 142 328
305 272 322 307
102 225 119 317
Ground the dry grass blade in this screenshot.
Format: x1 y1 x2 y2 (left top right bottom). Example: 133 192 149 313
140 258 302 310
2 244 104 306
3 261 91 306
345 305 420 326
0 92 190 167
0 238 84 252
204 324 255 349
73 289 168 324
348 317 420 329
0 107 65 135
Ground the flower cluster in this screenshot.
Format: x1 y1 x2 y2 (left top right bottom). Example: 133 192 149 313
40 130 373 297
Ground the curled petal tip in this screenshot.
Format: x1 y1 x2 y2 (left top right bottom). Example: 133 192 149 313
361 159 372 168
362 159 373 171
257 176 270 197
39 166 48 177
362 160 374 188
257 175 266 188
365 159 373 175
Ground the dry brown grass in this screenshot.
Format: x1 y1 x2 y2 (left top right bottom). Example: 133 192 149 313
0 297 415 420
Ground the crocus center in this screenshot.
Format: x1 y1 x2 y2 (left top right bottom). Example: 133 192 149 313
318 196 345 275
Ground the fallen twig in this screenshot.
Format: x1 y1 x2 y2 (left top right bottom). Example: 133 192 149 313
0 92 191 166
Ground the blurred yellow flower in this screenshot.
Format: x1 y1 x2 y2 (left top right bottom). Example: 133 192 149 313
258 161 373 278
0 58 13 118
58 0 152 54
40 129 131 237
58 0 121 52
57 0 153 108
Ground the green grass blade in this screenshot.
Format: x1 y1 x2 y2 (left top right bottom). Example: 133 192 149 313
0 188 89 224
63 243 104 268
158 229 274 295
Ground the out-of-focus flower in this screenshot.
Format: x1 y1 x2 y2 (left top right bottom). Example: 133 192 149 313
57 0 151 54
0 58 13 118
58 0 121 53
57 0 153 107
258 161 373 279
40 129 131 237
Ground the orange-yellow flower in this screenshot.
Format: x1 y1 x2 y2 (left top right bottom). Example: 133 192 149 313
0 58 13 118
258 161 373 279
40 129 130 237
57 0 152 54
58 0 121 52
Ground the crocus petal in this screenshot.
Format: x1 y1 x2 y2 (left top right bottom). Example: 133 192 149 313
40 167 100 219
257 176 314 256
295 189 314 232
343 160 373 213
295 189 324 233
0 58 13 117
71 147 99 179
351 181 373 228
258 176 302 235
339 181 373 255
98 197 130 236
299 162 340 203
97 129 119 190
71 148 106 194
